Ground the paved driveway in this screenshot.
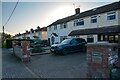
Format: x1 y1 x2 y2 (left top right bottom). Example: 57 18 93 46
25 52 87 78
2 48 87 78
2 48 38 78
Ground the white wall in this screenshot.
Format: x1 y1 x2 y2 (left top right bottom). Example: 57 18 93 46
47 10 119 45
17 35 23 39
47 21 74 45
26 34 30 39
41 31 47 40
29 32 34 39
73 10 119 31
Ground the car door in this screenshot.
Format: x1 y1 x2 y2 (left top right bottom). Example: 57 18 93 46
69 39 79 52
76 38 87 51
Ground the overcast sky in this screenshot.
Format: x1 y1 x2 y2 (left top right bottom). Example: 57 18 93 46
1 0 119 35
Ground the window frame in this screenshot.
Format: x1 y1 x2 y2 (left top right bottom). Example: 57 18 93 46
91 16 97 23
60 23 67 29
54 25 57 30
49 26 52 31
74 18 84 26
107 11 116 20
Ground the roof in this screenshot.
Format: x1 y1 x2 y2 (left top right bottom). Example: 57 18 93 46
14 27 47 37
47 1 120 27
68 25 120 36
35 27 47 32
51 33 58 37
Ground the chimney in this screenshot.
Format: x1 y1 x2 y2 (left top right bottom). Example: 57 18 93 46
75 8 80 14
37 26 40 29
30 28 34 33
26 30 29 34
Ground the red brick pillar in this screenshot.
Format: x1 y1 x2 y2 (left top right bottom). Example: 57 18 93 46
86 43 118 78
21 40 31 62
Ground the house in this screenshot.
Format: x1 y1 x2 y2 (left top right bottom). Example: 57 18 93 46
34 26 48 40
47 1 120 45
14 26 47 40
14 33 22 39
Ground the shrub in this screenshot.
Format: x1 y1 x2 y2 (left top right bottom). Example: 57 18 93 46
31 46 44 53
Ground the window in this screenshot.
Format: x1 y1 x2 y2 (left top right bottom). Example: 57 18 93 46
87 35 94 43
74 19 84 26
98 35 118 43
70 39 78 44
54 25 57 30
60 23 67 29
91 16 97 23
49 26 52 31
115 35 118 41
71 36 75 38
100 35 103 41
104 35 108 41
76 36 80 38
107 12 116 20
98 35 108 41
60 36 67 42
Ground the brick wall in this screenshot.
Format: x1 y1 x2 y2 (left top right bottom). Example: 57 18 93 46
86 43 119 78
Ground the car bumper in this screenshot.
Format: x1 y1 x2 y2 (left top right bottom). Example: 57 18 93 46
50 48 62 54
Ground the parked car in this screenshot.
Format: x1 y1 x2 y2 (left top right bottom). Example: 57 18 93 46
50 38 87 55
30 41 47 48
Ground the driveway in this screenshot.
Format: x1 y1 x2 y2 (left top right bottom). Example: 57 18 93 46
2 48 87 78
25 52 87 78
2 48 38 78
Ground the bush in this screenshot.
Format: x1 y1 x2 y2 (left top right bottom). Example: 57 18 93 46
31 46 44 53
2 42 7 48
6 40 12 48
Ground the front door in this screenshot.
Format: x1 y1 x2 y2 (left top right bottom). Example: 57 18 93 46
51 36 55 45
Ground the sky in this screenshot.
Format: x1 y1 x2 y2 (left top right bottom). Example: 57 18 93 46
1 0 119 35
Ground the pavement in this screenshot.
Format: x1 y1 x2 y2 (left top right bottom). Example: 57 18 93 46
2 48 87 78
2 48 38 78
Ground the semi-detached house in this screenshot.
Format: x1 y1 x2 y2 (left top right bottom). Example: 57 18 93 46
47 1 120 45
14 26 47 40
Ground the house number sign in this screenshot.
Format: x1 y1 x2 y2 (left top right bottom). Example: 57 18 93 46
92 51 103 64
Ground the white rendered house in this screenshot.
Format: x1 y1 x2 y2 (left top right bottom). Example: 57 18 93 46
47 1 120 45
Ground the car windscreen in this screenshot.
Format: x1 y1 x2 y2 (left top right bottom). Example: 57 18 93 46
61 39 71 44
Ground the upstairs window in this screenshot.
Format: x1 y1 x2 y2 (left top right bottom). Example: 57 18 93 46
107 12 116 20
54 25 57 30
91 16 97 23
49 26 52 31
60 23 67 29
74 19 84 26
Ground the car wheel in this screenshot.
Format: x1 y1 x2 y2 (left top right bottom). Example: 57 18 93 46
62 48 68 55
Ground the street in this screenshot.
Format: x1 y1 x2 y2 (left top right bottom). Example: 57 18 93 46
2 48 87 78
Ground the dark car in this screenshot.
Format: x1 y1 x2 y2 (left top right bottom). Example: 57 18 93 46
50 38 87 55
30 41 47 48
